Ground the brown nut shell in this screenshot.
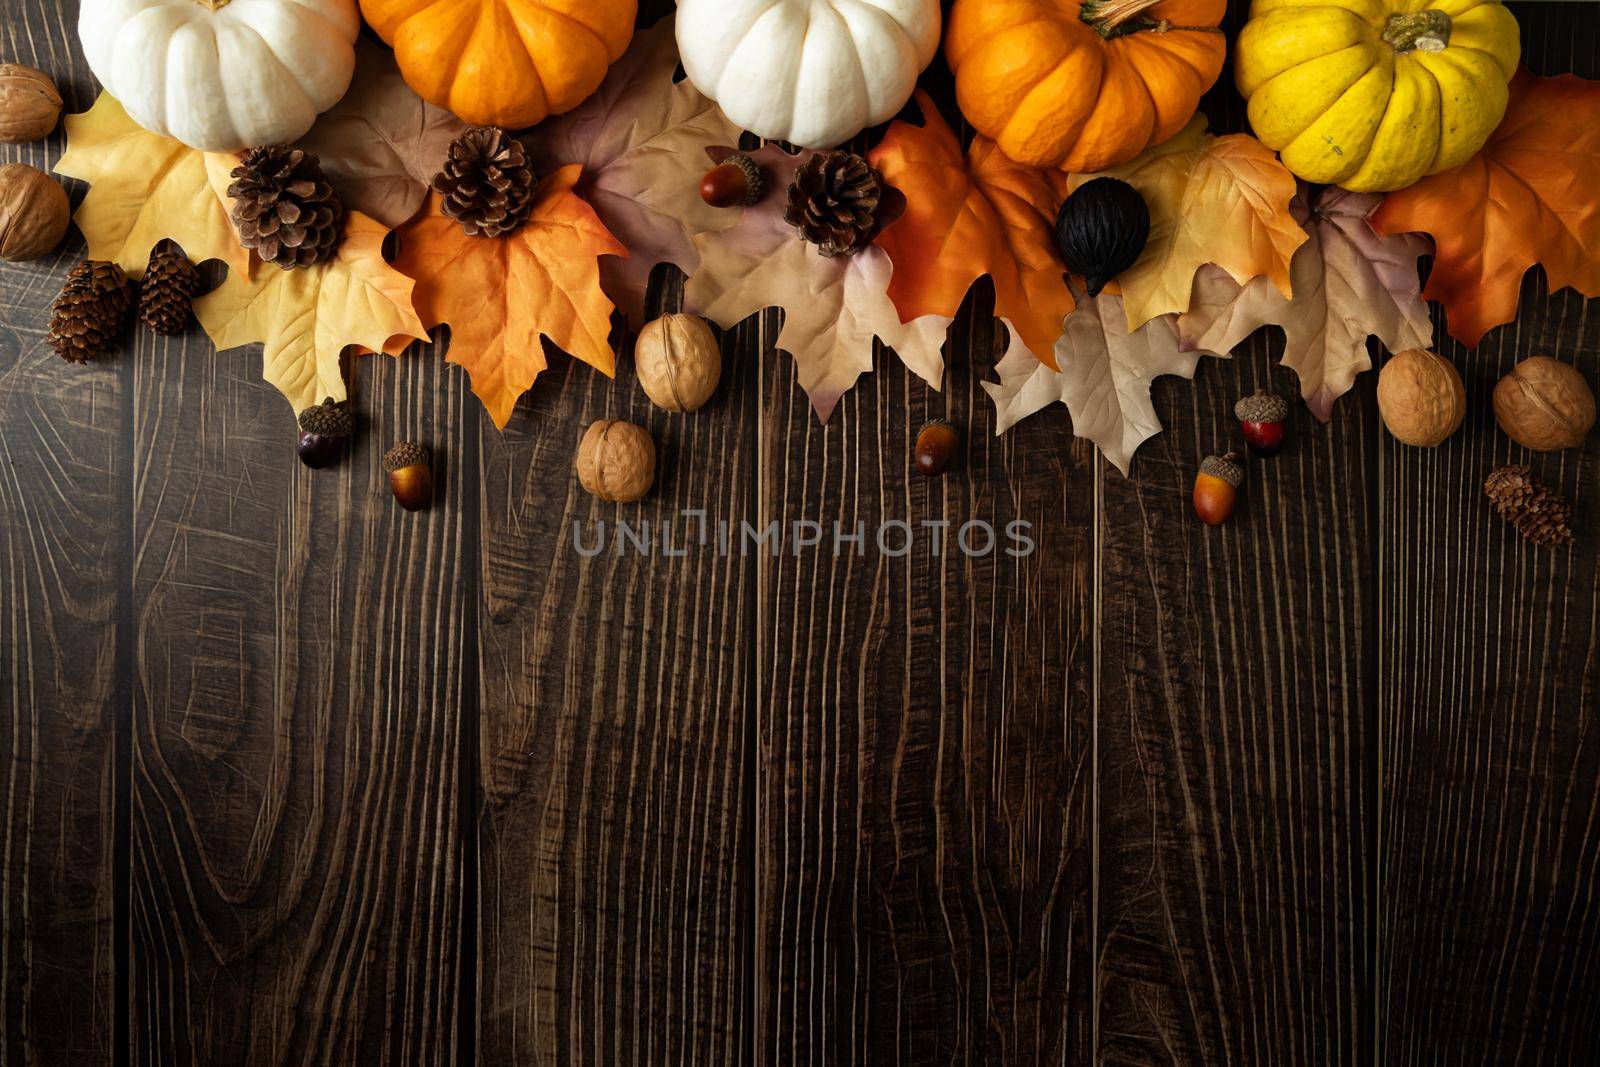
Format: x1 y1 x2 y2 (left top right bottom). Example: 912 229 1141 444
0 64 62 143
635 314 721 413
0 162 69 262
1376 349 1465 447
576 420 656 503
1492 356 1595 452
914 420 959 477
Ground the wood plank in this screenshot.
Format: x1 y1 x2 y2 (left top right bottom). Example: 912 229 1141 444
1376 11 1600 1063
475 275 754 1064
0 2 120 1060
127 336 468 1064
756 283 1097 1064
1378 275 1600 1067
1094 335 1374 1065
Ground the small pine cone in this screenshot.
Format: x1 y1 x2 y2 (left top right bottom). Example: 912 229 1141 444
48 259 131 363
228 146 345 269
138 241 200 334
433 127 536 238
1484 466 1574 547
784 151 884 258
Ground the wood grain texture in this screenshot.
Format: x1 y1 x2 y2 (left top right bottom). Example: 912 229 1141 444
756 282 1096 1064
0 2 118 1060
127 334 467 1065
1094 340 1374 1066
475 273 753 1065
1090 8 1372 1060
1378 18 1600 1059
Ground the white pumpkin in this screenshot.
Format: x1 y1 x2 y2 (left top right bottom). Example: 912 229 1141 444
676 0 941 149
79 0 360 152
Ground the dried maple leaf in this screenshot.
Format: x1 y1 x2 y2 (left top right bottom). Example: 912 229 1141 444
1373 69 1600 348
685 145 950 421
1181 185 1433 420
1070 117 1304 333
194 213 428 413
392 166 626 429
296 39 466 229
870 92 1073 371
54 92 247 277
524 16 744 326
983 292 1212 474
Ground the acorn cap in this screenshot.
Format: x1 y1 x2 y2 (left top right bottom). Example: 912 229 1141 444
724 154 764 205
298 397 354 437
1200 452 1244 487
1235 391 1288 424
383 441 429 473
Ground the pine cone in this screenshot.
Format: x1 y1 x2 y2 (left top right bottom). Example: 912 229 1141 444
138 241 200 334
48 259 131 363
1484 466 1574 547
784 151 884 258
228 146 344 269
433 127 536 238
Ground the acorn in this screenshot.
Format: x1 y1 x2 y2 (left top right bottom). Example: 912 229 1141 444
699 154 763 208
296 397 353 469
914 419 959 477
1193 452 1243 526
384 442 432 512
1234 391 1288 457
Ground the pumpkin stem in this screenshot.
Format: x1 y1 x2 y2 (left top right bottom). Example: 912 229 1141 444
1080 0 1220 39
195 0 232 9
1382 10 1452 54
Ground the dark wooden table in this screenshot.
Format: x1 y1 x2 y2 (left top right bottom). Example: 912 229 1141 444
4 1 1598 1064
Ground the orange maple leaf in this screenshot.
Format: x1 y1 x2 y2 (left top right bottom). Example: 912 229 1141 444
392 165 627 428
1373 69 1600 348
870 92 1073 370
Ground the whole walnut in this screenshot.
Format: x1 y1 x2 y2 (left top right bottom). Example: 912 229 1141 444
634 313 721 413
1492 356 1594 452
1377 348 1465 447
0 162 69 262
0 64 62 142
576 420 656 503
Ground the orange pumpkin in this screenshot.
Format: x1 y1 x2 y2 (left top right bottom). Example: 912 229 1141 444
946 0 1227 172
360 0 637 128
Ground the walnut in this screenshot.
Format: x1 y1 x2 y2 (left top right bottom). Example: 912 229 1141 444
1376 348 1465 447
0 64 62 143
0 162 69 262
634 313 721 413
1492 356 1594 452
576 420 656 503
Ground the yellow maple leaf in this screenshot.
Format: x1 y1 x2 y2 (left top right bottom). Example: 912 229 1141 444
195 213 428 413
392 166 627 429
54 93 249 278
1071 117 1305 333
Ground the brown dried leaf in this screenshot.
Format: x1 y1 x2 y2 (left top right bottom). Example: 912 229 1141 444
296 39 467 229
525 16 745 325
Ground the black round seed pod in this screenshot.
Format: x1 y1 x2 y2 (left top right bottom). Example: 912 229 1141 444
1054 177 1151 298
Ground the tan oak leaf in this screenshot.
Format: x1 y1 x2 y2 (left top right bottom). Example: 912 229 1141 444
195 213 428 413
525 15 745 325
1070 117 1304 333
984 291 1215 474
1180 185 1433 420
55 92 247 277
296 38 467 229
685 145 949 421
